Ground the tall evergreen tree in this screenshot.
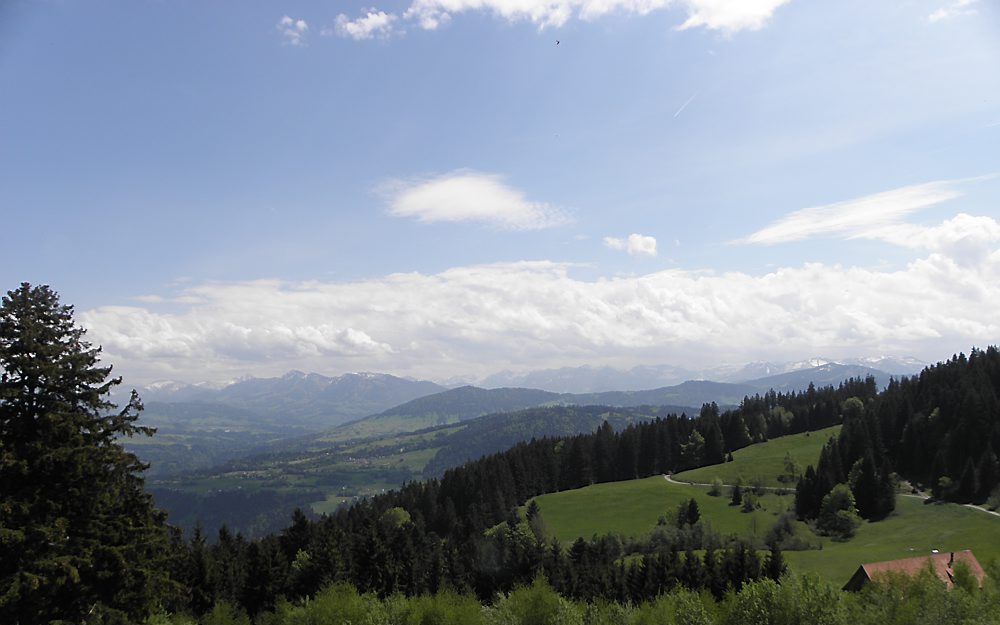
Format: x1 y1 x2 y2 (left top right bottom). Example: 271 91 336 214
0 283 174 624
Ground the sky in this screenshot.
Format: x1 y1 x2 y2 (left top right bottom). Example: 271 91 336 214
2 0 1000 384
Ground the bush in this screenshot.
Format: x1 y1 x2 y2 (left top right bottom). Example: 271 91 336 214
817 484 861 540
765 513 819 551
631 589 714 625
721 578 782 625
486 577 582 625
269 583 383 625
709 478 724 497
987 485 1000 511
200 602 250 625
397 590 485 625
580 601 628 625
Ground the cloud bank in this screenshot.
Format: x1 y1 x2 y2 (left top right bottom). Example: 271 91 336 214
82 210 1000 384
329 0 792 41
385 171 570 230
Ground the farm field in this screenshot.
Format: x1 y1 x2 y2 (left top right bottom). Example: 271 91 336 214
674 425 841 488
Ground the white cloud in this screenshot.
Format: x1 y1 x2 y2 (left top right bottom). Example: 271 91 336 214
604 233 659 257
396 0 791 34
384 170 570 230
738 180 964 245
862 213 1000 265
81 212 1000 385
674 0 792 32
277 15 309 46
328 9 401 40
928 0 978 22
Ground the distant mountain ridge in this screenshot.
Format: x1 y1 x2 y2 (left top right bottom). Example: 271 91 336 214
745 363 896 392
330 379 756 441
329 363 899 441
474 356 924 393
136 371 446 429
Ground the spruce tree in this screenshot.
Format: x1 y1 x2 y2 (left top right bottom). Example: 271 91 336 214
764 545 786 581
0 283 173 624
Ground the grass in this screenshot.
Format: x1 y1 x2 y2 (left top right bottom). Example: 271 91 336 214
533 427 1000 585
674 425 841 488
785 496 1000 583
317 417 467 445
532 475 794 545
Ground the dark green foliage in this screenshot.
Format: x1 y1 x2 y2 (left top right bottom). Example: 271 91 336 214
0 283 174 624
676 498 700 527
764 545 786 581
797 348 1000 528
816 484 861 539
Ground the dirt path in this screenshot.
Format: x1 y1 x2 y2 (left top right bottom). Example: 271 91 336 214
662 473 794 494
663 474 1000 519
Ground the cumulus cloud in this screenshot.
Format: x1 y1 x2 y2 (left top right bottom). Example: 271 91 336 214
673 0 792 32
738 180 965 245
928 0 978 22
277 15 309 46
604 233 659 257
863 213 1000 265
384 170 570 230
81 213 1000 384
328 9 400 40
403 0 791 33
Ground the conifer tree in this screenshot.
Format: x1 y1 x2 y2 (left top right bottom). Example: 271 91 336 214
764 545 786 581
0 283 174 624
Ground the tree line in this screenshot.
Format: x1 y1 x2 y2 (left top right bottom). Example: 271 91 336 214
795 348 1000 538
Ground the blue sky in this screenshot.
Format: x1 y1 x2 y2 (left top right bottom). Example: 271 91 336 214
2 0 1000 383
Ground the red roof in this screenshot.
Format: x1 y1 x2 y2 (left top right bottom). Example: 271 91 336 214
843 550 986 591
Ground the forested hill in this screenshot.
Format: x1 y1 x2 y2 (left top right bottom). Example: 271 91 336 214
421 404 694 476
169 375 877 617
331 380 759 441
796 347 1000 524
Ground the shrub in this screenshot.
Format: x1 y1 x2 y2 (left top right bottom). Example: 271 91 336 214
200 602 250 625
817 484 861 539
720 578 783 625
486 577 582 625
709 478 724 497
399 590 485 625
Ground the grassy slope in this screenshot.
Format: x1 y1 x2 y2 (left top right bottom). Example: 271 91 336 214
673 425 841 488
533 476 793 544
785 496 1000 582
533 429 1000 584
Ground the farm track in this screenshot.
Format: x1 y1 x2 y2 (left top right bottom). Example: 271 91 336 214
663 474 1000 518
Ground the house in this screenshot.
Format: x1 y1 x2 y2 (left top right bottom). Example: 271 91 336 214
843 550 986 591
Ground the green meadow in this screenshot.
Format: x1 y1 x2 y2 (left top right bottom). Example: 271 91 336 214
532 429 1000 584
532 475 793 545
674 425 841 488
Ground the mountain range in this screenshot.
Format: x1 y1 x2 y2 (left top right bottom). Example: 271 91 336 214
325 363 899 443
135 371 445 429
476 356 925 393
